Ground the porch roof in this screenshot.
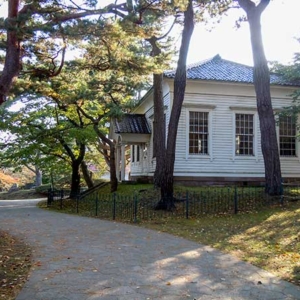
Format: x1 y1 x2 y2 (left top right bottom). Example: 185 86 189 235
113 114 151 134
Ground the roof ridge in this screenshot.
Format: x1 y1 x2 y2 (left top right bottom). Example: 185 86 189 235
165 54 254 74
187 55 255 71
164 54 221 75
186 54 221 70
220 57 253 69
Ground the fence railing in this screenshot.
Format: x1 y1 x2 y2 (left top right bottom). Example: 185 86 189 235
47 185 300 222
47 188 67 208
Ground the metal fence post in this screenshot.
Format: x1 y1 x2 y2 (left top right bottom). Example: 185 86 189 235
185 190 189 219
234 186 238 214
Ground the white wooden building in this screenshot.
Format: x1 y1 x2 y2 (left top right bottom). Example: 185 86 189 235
110 55 300 185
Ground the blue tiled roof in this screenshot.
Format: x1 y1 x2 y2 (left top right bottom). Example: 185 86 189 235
114 114 151 134
164 54 299 86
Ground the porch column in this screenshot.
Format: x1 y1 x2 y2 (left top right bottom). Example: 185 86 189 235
121 144 126 181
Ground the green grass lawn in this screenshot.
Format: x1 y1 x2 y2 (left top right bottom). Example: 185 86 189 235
140 202 300 285
43 183 300 286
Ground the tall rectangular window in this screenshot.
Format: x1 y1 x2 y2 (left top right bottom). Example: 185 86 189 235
189 111 209 154
279 116 296 156
235 114 254 155
131 145 135 162
136 145 140 162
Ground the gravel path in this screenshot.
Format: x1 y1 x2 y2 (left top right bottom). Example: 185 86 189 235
0 201 299 300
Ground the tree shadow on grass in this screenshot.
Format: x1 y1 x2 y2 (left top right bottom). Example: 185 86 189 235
141 201 300 286
222 202 300 285
1 204 300 299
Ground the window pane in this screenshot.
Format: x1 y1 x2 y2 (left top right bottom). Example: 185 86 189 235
189 112 209 155
235 114 254 156
132 145 135 162
136 145 140 162
279 116 296 156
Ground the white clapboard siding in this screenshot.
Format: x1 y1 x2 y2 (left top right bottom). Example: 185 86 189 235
130 79 300 180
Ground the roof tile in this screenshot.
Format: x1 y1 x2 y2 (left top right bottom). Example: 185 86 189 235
164 54 299 86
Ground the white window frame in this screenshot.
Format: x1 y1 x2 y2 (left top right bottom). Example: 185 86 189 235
186 107 213 161
276 115 299 159
131 145 141 165
231 110 258 161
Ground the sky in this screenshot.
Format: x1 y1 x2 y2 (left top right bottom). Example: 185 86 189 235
0 0 299 67
185 0 300 66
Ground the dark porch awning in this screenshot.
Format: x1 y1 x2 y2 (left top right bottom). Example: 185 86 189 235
113 114 151 134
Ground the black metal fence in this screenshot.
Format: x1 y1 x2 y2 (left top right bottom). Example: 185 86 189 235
47 188 66 208
47 185 300 222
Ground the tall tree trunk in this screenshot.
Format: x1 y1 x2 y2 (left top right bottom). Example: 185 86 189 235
70 161 81 198
157 0 194 210
81 160 94 188
35 166 42 186
58 137 86 198
93 124 118 192
25 164 42 186
0 0 21 104
109 142 118 192
147 37 166 187
69 143 86 198
153 73 166 187
238 0 282 195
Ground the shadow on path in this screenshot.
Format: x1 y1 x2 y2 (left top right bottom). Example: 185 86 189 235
0 205 299 300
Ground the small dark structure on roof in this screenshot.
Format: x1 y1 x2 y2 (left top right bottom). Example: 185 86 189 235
113 114 151 134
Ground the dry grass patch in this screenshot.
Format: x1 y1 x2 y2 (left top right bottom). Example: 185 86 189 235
139 201 300 285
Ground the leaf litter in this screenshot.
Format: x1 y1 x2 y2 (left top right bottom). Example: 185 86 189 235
0 231 31 300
